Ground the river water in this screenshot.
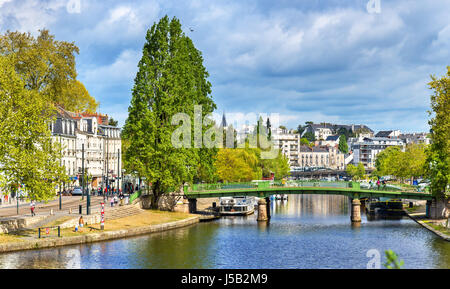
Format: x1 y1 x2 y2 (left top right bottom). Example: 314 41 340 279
0 194 449 269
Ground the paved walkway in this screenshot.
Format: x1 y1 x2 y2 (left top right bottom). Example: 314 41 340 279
0 196 106 218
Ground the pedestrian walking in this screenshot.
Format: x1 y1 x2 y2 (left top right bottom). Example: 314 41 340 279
30 201 36 217
110 197 114 207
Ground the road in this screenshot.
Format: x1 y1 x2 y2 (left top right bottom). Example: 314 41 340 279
0 196 106 218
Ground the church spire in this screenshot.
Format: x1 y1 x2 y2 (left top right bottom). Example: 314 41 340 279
221 112 227 128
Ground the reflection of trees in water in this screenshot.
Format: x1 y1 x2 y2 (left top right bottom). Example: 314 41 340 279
430 238 450 269
0 246 78 269
137 223 220 269
280 194 349 217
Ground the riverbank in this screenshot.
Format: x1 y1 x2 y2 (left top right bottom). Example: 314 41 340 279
0 210 200 253
404 203 450 241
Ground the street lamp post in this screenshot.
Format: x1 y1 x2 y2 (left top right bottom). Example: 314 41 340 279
106 134 109 195
16 187 19 215
82 143 85 201
117 149 120 194
59 136 62 210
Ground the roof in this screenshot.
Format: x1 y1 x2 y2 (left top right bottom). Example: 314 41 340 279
363 137 403 142
300 145 329 153
307 123 374 133
375 131 394 137
326 135 340 141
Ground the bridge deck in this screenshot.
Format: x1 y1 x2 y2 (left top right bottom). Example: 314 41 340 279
185 186 432 200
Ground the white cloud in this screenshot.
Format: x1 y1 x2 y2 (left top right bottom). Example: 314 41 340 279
81 49 141 85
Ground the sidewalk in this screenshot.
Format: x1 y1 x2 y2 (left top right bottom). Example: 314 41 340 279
404 203 450 241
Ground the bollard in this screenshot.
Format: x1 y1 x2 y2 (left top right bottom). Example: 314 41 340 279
58 226 61 237
69 208 72 214
50 209 54 215
79 205 82 215
38 228 41 239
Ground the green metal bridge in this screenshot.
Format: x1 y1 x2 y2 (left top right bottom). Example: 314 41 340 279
184 181 433 201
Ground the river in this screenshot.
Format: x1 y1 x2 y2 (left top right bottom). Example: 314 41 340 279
0 194 449 269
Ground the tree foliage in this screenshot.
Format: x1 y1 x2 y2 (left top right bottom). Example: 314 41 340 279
0 29 98 113
215 148 261 182
338 135 349 154
346 163 365 180
0 55 67 201
426 67 450 198
375 144 427 182
122 16 217 208
303 132 316 142
215 147 290 182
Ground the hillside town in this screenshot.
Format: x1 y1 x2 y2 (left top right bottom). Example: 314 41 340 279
224 116 431 172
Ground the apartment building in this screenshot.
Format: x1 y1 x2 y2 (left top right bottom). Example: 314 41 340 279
51 107 121 191
352 137 404 169
273 133 301 167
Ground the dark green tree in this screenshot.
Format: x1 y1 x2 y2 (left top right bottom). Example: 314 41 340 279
108 117 118 127
303 131 316 142
338 135 349 154
266 117 272 140
122 16 216 208
297 124 306 136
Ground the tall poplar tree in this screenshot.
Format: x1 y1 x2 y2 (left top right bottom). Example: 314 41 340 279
426 67 450 199
123 16 216 208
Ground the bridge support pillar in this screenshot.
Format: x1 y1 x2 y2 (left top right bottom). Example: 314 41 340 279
351 199 361 223
188 199 197 214
265 197 271 220
429 198 450 219
257 198 268 222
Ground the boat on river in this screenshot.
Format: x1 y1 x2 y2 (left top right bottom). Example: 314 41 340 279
365 197 404 216
218 196 256 216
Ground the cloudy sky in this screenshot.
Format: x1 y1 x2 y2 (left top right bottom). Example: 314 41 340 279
0 0 449 133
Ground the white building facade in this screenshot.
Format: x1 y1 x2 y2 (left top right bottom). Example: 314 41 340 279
352 137 404 169
51 108 122 192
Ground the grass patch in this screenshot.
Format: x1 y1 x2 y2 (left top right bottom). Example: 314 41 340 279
51 210 194 237
45 216 74 227
423 220 450 236
2 210 194 240
0 234 25 243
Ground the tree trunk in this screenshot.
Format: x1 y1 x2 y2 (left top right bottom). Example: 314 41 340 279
151 180 162 209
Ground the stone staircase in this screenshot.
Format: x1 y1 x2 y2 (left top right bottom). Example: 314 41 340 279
105 204 144 221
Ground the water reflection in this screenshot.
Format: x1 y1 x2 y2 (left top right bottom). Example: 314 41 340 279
0 194 449 269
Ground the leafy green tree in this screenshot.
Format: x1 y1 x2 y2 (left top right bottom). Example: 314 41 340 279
303 132 316 142
0 29 98 113
0 55 67 201
405 143 427 181
122 16 216 208
215 148 262 182
426 67 450 199
346 164 357 179
376 144 427 183
346 163 365 180
338 135 349 154
300 138 310 146
356 163 366 180
108 117 119 127
375 146 403 177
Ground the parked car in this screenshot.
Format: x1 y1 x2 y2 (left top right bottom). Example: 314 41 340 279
72 187 83 196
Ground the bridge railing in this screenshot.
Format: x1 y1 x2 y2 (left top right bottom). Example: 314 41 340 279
188 180 418 193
